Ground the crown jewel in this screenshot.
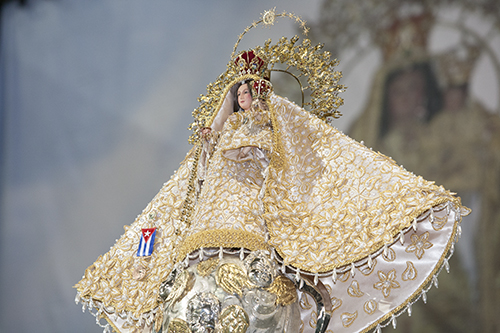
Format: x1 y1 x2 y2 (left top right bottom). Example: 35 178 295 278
235 51 267 77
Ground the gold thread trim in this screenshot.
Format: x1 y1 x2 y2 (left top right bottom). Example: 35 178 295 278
176 229 269 262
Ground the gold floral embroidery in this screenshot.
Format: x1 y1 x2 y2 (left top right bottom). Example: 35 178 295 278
373 269 401 298
347 280 364 297
74 95 467 328
263 98 462 273
405 231 433 259
331 297 343 312
402 261 418 281
341 311 358 327
363 299 378 315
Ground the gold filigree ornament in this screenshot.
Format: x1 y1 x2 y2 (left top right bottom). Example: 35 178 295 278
266 275 298 306
167 318 191 333
262 8 276 26
218 305 250 333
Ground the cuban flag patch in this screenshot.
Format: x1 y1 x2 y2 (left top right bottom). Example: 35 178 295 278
137 228 156 257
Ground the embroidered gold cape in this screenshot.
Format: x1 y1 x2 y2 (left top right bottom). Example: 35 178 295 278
75 92 468 333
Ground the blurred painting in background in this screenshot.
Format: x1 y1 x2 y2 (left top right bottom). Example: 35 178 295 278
311 1 500 332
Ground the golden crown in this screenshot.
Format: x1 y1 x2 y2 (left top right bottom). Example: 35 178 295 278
234 50 267 77
251 78 273 100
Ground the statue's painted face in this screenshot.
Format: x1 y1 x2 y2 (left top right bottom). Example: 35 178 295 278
237 83 253 111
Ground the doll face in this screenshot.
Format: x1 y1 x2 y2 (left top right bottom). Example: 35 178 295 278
237 83 253 111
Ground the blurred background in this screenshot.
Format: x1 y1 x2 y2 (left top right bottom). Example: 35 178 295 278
0 0 498 332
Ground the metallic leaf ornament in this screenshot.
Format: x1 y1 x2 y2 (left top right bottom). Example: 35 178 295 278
162 255 300 333
266 275 298 306
159 269 179 301
186 292 221 333
196 258 219 277
218 305 250 333
167 318 191 333
166 270 195 307
215 263 253 296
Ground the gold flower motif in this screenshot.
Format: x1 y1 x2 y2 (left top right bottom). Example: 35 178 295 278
405 231 433 259
373 269 400 298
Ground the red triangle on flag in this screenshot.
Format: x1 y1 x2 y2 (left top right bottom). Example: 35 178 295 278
141 228 156 242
